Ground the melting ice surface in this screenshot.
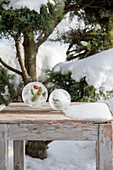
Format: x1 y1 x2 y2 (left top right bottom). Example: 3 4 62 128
49 89 71 110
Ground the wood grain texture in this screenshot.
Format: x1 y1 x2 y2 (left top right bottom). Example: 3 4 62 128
14 140 25 170
0 114 111 124
96 124 112 170
109 120 113 169
0 102 112 124
0 125 8 170
0 102 62 114
0 102 80 113
6 123 98 141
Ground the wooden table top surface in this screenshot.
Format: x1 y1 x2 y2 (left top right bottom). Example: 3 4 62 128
0 102 112 124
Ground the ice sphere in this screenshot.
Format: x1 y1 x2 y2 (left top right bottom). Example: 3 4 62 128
49 89 71 110
22 82 48 108
0 104 6 111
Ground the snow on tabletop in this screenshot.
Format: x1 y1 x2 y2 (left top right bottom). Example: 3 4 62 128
63 103 112 120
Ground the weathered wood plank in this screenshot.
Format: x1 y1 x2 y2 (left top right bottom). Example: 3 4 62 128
7 123 98 141
0 114 71 124
0 102 80 113
14 140 25 170
0 125 8 170
7 140 9 170
112 122 113 169
96 124 112 170
0 102 111 124
0 114 111 124
0 102 64 114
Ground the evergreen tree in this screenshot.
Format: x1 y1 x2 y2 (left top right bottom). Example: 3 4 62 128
55 0 113 60
61 27 113 61
0 0 64 84
45 70 112 102
0 65 16 105
1 0 113 81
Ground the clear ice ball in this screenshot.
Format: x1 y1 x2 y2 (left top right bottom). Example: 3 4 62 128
22 82 48 108
49 89 71 110
0 104 6 111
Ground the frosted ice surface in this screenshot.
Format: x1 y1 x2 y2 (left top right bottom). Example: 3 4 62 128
22 82 48 108
49 89 71 110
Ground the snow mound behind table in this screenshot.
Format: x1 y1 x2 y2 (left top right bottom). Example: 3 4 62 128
63 103 112 120
53 49 113 91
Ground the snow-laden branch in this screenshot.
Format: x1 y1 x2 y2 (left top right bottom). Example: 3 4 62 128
0 57 22 76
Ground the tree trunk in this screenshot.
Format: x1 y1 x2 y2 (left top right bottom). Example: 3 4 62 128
23 32 51 159
23 33 37 82
26 141 51 160
14 36 30 85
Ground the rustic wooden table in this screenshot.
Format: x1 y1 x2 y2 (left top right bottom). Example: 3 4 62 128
0 102 112 170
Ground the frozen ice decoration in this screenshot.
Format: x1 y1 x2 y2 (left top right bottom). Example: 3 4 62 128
49 89 71 110
22 82 48 108
0 104 5 111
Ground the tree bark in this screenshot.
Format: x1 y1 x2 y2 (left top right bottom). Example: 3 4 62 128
14 36 30 85
23 33 38 82
26 141 51 160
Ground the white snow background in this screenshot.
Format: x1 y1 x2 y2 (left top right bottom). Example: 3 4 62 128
0 0 113 169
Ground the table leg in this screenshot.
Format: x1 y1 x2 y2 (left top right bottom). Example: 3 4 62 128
96 124 112 170
112 121 113 170
0 125 8 170
13 140 25 170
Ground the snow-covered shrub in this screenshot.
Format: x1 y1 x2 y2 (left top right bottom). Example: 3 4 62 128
0 66 16 105
45 70 112 102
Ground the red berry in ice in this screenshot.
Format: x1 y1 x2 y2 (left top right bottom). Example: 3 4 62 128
37 91 42 95
33 85 39 89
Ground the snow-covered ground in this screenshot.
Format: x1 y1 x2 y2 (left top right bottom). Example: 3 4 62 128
9 141 96 170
